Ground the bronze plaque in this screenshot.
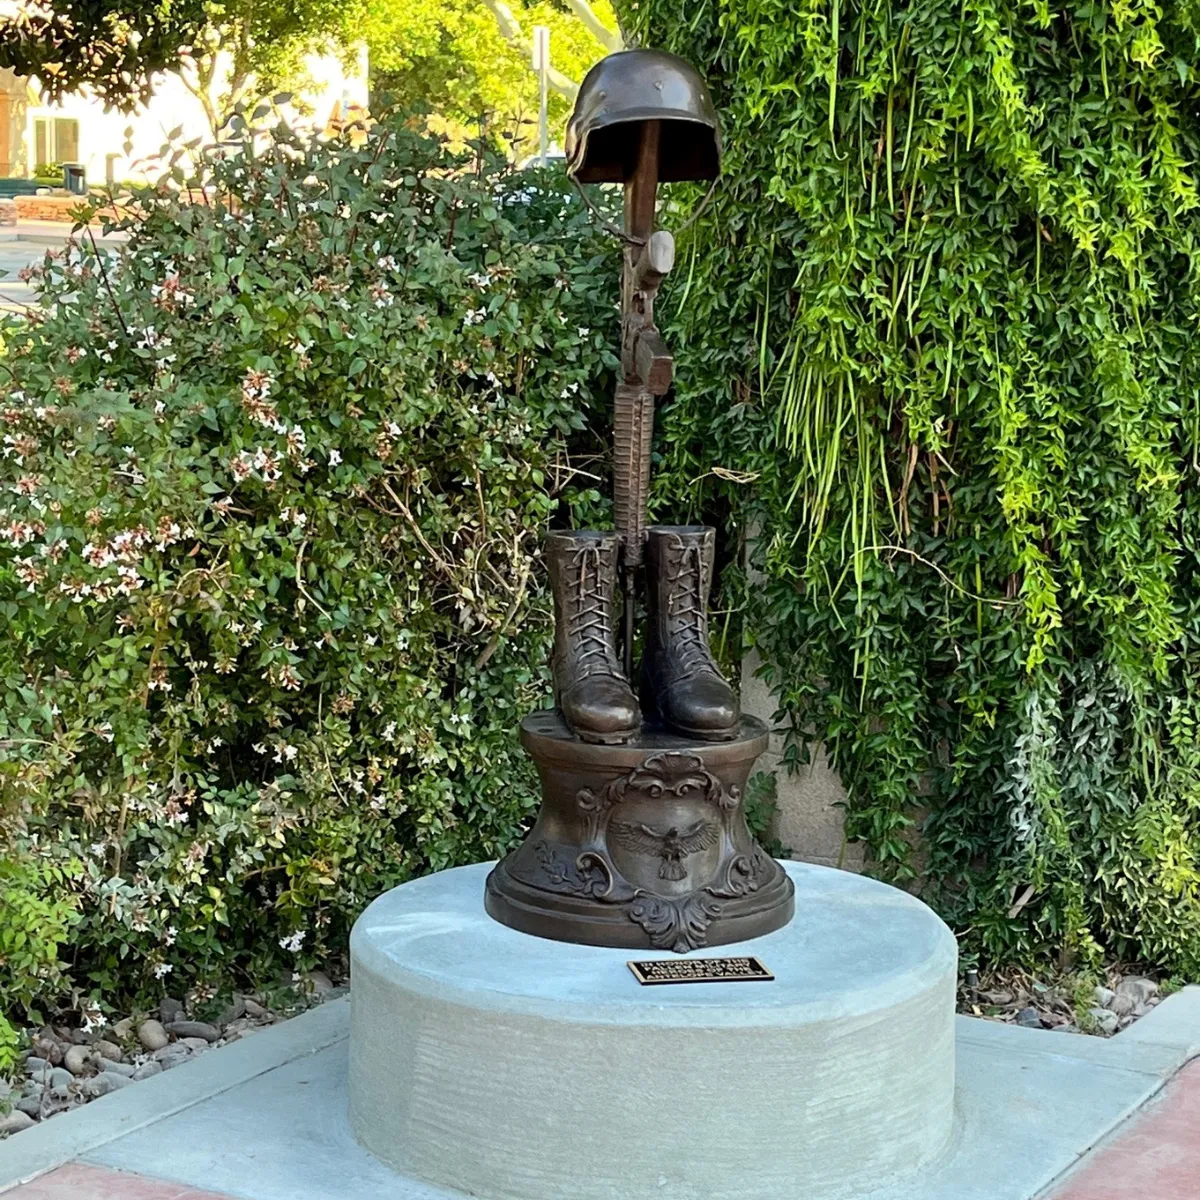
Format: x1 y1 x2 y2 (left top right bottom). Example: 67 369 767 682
627 955 774 985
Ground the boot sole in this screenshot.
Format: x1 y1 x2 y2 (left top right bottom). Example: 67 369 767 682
666 720 741 743
574 727 640 746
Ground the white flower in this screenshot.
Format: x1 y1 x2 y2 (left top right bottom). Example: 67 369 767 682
279 930 306 953
154 962 174 979
328 449 342 466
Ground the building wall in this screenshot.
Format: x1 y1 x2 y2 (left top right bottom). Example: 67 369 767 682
740 648 865 872
738 524 863 872
0 68 28 176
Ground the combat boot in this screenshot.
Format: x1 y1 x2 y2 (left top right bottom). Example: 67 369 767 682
547 530 641 744
640 526 739 741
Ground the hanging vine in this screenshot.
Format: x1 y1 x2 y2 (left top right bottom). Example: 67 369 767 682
621 0 1200 971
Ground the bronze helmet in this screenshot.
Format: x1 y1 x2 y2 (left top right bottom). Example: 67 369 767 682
566 49 721 184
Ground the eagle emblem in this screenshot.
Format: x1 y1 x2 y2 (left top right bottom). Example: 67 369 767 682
609 819 720 881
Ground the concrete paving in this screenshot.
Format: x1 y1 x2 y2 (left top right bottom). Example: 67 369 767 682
0 978 1197 1200
0 221 127 308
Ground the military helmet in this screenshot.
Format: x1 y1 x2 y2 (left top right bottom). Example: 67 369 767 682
566 49 721 184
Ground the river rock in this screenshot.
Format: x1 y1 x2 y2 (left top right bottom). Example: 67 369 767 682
111 1018 134 1041
31 1037 63 1067
131 1060 163 1081
160 998 186 1025
63 1045 100 1076
24 1056 48 1076
101 1059 136 1078
1110 991 1135 1017
303 970 335 998
157 1046 193 1071
180 1036 211 1052
218 994 246 1027
243 998 268 1018
1089 1007 1120 1036
94 1039 123 1062
0 1110 35 1136
15 1095 43 1118
1016 1006 1042 1028
78 1072 131 1099
1093 986 1116 1008
137 1019 170 1051
1116 977 1158 1007
167 1021 220 1043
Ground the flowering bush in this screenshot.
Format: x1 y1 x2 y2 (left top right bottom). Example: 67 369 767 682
0 117 615 1036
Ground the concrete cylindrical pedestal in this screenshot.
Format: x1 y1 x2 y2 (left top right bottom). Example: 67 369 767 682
349 860 957 1200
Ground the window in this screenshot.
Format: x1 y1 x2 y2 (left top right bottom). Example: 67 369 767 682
33 117 80 167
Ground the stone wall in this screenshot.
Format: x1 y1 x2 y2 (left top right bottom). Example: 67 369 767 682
13 195 129 223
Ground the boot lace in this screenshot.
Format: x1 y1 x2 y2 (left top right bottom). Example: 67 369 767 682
666 541 717 678
568 544 619 677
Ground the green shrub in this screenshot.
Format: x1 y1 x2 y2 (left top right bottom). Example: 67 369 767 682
0 118 614 1020
622 0 1200 973
0 858 77 1067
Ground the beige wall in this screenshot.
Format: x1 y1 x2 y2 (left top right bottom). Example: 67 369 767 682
740 648 865 871
0 68 28 176
5 48 368 184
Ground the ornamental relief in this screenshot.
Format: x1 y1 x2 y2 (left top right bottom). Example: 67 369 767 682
509 750 776 951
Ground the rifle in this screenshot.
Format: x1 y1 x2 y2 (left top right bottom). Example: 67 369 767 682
614 119 676 679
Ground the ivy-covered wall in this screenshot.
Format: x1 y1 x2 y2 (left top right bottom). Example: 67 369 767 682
621 0 1200 972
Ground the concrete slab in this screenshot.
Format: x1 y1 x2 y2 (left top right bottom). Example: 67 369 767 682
73 1004 1195 1200
2 963 1195 1200
0 1001 349 1194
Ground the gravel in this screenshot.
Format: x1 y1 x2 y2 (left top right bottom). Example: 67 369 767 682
1 976 343 1139
963 968 1166 1038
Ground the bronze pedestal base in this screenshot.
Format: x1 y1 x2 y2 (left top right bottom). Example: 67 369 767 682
485 711 795 952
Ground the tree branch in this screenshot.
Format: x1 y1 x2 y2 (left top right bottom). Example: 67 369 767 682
561 0 623 53
478 0 581 100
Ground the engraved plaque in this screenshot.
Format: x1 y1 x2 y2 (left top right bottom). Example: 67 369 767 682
627 955 774 985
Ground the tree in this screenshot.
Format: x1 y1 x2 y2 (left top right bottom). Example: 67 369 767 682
177 1 369 139
364 0 620 150
0 2 367 133
0 1 209 109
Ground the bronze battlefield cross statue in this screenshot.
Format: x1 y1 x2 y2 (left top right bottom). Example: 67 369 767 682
484 49 796 953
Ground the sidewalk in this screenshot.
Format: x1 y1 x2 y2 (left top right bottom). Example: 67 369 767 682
0 220 128 309
1 989 1198 1200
